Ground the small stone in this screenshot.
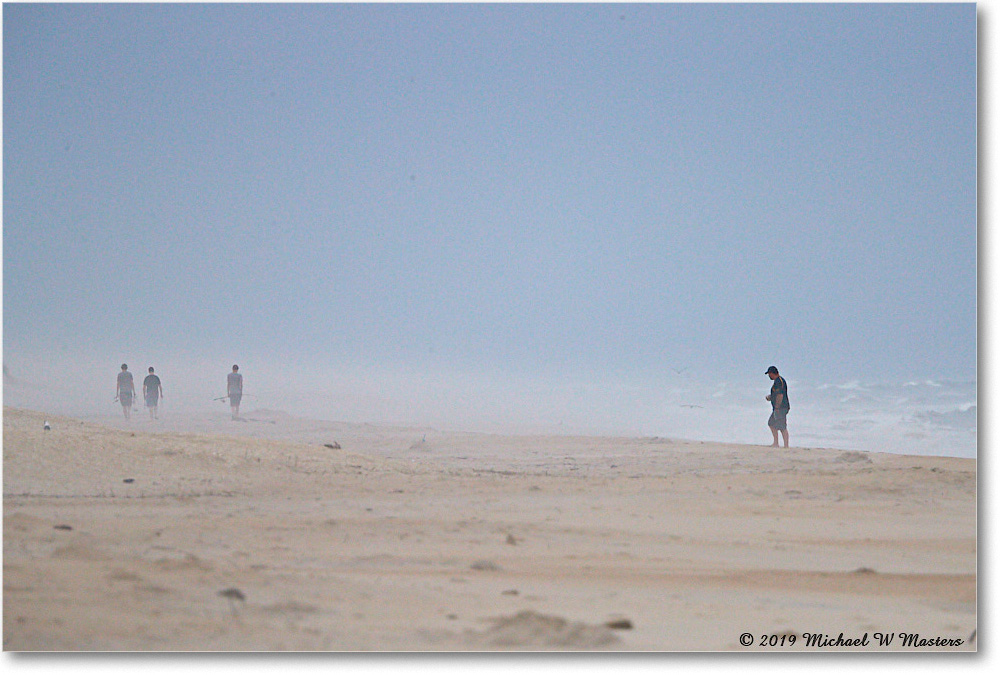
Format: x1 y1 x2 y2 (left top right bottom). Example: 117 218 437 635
323 443 341 450
123 478 135 484
218 588 246 601
53 524 72 531
605 618 633 630
470 560 501 571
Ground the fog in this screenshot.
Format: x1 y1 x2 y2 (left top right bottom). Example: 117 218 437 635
3 4 977 457
2 348 976 458
2 349 725 436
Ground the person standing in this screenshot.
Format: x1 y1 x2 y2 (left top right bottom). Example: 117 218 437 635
143 366 163 420
765 365 790 448
227 364 243 420
116 364 135 419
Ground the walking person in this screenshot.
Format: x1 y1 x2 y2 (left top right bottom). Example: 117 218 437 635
765 365 790 448
116 364 135 420
143 366 163 420
227 364 243 420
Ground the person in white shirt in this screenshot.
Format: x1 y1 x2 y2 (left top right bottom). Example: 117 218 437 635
227 365 243 420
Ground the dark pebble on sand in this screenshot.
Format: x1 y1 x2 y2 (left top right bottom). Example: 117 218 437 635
53 525 72 531
471 560 501 571
605 619 634 630
218 588 246 601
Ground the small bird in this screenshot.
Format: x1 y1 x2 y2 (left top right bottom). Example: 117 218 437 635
43 420 51 431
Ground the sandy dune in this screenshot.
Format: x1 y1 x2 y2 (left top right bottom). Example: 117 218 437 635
2 407 976 650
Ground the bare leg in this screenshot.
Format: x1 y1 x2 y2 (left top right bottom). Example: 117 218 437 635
769 426 779 447
781 429 789 448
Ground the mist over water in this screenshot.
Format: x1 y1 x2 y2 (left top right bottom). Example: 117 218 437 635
2 351 976 459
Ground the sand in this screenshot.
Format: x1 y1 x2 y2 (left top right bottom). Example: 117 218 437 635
2 406 976 651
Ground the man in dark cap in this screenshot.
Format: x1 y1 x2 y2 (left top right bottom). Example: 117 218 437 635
765 366 790 448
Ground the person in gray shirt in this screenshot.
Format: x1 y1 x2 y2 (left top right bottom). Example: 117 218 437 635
116 364 135 420
227 365 243 420
143 367 163 420
765 365 790 448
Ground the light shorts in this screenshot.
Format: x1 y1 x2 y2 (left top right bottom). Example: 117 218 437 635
768 408 789 431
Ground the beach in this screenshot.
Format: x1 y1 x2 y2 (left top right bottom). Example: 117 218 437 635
2 406 976 651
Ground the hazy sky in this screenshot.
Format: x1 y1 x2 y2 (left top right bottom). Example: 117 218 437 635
3 2 977 385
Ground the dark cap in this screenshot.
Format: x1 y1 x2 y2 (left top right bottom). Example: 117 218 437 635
765 366 779 375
